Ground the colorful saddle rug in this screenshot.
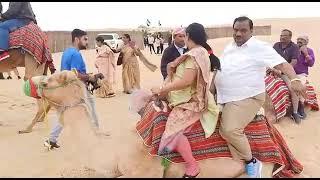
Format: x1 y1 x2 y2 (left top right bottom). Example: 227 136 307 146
9 22 53 65
136 101 303 178
265 75 319 120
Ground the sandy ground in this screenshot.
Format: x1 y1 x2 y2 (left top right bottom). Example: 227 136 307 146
0 17 320 177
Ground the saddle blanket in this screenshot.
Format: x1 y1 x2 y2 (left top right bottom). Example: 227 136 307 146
9 22 53 65
136 101 303 178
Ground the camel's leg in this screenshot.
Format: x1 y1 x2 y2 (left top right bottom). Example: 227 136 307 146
23 53 46 80
19 54 50 134
18 98 50 134
36 99 51 122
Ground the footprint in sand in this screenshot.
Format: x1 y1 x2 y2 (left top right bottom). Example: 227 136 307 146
20 103 36 108
60 167 104 178
0 100 9 104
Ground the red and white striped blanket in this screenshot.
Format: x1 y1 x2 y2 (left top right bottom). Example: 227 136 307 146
265 75 319 120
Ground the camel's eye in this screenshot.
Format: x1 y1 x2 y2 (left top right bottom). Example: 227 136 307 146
40 82 48 88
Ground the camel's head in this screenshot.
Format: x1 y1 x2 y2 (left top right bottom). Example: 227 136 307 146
23 70 87 108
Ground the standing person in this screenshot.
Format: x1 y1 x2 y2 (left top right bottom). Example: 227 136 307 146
113 34 157 94
213 16 305 178
0 2 37 61
94 36 116 98
155 35 161 54
147 34 156 54
143 36 148 48
160 27 187 79
293 35 315 119
44 29 108 150
151 22 220 178
273 29 302 123
159 35 164 54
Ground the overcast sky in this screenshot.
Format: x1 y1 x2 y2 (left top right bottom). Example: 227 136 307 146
2 2 320 31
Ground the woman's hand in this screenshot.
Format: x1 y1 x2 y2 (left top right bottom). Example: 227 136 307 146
151 86 167 98
151 86 161 95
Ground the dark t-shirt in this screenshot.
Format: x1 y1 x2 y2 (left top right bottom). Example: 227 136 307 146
273 41 300 63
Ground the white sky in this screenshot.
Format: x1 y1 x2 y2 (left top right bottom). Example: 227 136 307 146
2 2 320 31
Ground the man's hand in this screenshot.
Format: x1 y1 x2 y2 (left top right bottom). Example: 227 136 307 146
291 80 306 98
94 73 104 80
50 68 56 74
300 45 308 56
271 68 282 77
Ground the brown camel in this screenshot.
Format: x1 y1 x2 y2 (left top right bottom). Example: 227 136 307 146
0 49 52 134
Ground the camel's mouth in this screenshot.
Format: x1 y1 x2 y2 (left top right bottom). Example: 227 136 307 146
23 76 48 99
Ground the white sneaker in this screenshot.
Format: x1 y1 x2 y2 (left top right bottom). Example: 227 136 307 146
246 158 263 178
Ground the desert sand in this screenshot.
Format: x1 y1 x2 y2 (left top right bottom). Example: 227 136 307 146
0 17 319 177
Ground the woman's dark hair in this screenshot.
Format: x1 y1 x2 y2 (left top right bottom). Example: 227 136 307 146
185 23 220 71
124 34 131 41
95 36 104 43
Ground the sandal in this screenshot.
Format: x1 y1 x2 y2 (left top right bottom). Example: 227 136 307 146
182 172 200 178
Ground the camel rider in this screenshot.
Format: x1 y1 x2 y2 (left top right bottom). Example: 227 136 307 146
44 29 107 150
0 2 37 61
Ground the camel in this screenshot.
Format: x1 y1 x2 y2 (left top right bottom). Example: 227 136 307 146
27 71 274 178
0 49 52 134
27 71 119 177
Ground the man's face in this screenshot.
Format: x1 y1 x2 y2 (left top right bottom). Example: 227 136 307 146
174 34 186 47
76 35 88 50
297 38 307 48
280 31 291 44
233 20 253 46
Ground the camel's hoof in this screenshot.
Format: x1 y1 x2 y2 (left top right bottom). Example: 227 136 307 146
18 129 32 134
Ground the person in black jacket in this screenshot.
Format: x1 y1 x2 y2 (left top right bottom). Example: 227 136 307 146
160 27 188 79
0 2 37 61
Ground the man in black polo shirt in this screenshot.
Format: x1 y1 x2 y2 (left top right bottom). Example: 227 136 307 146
273 29 302 124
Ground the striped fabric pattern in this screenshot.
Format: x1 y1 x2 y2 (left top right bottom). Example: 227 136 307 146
9 22 53 65
305 81 319 111
265 75 291 120
265 75 319 120
136 101 303 178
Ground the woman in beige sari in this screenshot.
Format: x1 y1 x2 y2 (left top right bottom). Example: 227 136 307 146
151 23 221 178
115 34 157 94
94 36 116 98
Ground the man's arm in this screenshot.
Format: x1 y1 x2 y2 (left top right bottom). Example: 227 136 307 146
290 44 300 66
274 62 297 80
69 53 90 82
301 47 315 67
160 48 170 78
1 2 23 19
263 44 305 96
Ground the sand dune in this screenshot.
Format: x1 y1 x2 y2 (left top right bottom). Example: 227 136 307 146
0 17 319 177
